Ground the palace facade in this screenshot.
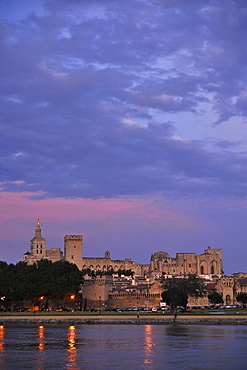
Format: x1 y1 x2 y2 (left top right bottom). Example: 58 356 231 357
23 220 223 279
22 220 246 309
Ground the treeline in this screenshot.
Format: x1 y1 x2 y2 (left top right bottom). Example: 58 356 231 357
0 260 82 311
81 268 134 277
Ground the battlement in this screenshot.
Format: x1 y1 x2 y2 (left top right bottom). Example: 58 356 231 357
64 235 83 241
203 246 222 255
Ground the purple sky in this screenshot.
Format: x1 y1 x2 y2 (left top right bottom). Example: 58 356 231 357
1 0 247 275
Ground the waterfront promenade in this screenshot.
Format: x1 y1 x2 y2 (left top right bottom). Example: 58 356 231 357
1 313 247 325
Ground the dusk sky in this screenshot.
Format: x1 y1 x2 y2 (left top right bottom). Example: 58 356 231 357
1 0 247 275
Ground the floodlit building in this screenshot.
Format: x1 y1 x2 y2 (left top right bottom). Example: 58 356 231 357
22 219 247 307
23 219 62 264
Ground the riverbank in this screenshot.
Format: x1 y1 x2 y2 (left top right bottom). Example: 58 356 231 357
1 314 247 325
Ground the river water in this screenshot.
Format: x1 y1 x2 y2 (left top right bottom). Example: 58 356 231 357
0 324 247 369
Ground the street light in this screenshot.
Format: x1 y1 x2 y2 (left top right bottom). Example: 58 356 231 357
39 296 44 311
70 294 76 312
146 278 150 308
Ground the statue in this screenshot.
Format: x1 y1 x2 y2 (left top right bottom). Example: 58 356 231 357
36 219 41 228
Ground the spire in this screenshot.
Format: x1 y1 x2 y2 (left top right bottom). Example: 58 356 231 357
35 219 42 237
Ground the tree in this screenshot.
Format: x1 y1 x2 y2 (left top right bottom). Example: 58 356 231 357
208 291 223 305
49 261 82 303
236 292 247 305
161 275 205 321
0 263 24 311
15 261 39 306
0 261 8 297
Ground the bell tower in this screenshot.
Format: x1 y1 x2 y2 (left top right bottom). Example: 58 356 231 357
30 219 46 260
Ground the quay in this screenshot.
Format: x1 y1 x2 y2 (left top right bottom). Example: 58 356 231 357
1 314 247 325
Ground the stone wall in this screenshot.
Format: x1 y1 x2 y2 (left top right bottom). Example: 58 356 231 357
46 248 63 263
81 276 113 310
108 292 161 308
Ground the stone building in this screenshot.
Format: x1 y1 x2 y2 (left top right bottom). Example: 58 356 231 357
23 219 247 308
149 247 223 279
81 250 149 276
23 220 223 280
23 220 62 264
64 235 83 269
81 275 113 310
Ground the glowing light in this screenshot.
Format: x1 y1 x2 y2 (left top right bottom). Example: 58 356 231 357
70 295 76 300
37 325 45 351
67 325 77 368
0 325 5 360
143 325 154 365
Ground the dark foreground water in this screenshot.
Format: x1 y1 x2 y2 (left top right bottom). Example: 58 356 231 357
0 324 247 369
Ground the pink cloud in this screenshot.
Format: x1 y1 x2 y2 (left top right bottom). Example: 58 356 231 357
0 191 193 225
0 191 198 263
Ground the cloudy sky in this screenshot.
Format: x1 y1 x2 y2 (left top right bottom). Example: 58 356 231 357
1 0 247 275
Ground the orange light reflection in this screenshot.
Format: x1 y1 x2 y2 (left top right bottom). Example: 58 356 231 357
36 325 46 370
143 325 154 366
66 325 77 369
0 325 5 365
37 325 45 351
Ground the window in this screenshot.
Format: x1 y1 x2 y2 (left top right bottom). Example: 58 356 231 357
201 266 204 274
36 250 39 254
71 255 74 259
189 264 191 267
40 250 42 254
211 266 214 274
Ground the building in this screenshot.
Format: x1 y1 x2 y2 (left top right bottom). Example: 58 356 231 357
24 219 239 309
23 219 62 264
23 220 223 280
149 247 223 279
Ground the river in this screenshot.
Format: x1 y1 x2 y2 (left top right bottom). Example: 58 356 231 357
0 324 247 369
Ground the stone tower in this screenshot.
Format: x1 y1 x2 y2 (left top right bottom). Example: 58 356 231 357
30 219 46 260
64 235 83 269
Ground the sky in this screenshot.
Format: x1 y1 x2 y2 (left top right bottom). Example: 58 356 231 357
0 0 247 275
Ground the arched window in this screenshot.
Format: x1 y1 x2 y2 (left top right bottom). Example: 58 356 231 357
211 265 214 274
201 266 204 274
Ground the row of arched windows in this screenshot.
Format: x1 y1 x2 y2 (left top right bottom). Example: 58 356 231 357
82 264 124 271
200 260 218 275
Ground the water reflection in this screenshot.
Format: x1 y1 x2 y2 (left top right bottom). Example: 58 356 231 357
37 325 45 351
36 326 45 370
66 325 77 369
143 325 154 367
0 325 4 366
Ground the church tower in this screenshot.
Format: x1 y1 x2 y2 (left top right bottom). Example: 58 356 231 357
30 219 46 260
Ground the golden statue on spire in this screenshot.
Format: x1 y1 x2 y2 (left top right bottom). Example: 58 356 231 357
36 219 41 228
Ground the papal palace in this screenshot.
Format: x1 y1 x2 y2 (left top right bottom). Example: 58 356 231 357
23 220 247 309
